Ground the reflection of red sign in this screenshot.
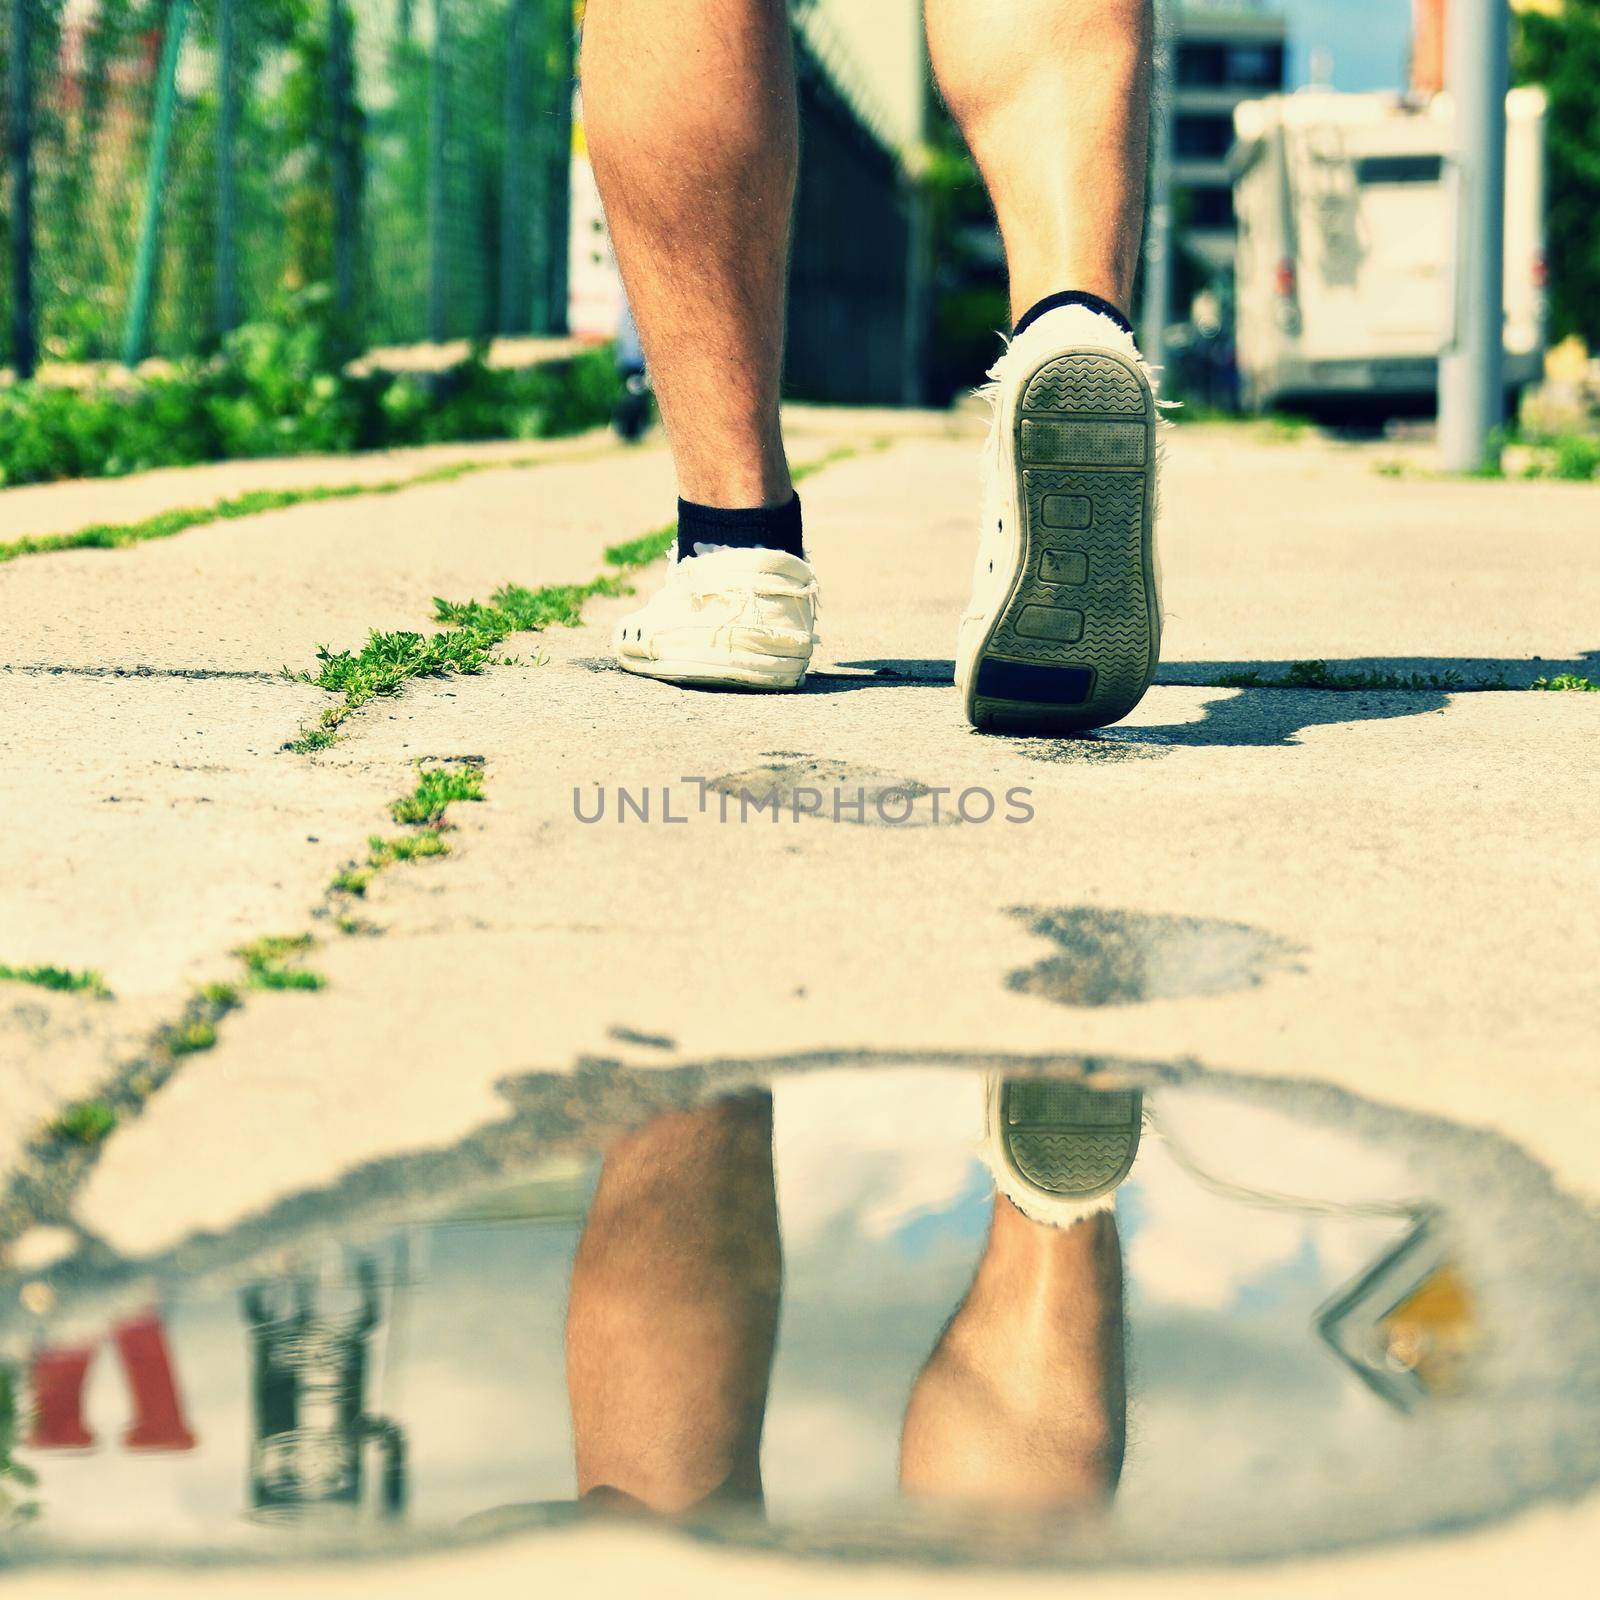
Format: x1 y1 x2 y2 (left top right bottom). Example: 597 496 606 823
29 1314 197 1453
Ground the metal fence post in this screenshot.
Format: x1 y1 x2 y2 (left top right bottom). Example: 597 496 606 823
427 0 450 342
1140 0 1174 375
122 0 192 368
328 0 361 339
499 0 531 334
1439 0 1509 474
541 1 573 336
899 29 931 407
215 0 239 335
6 0 38 379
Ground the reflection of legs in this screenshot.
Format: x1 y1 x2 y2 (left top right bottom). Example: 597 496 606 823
567 1094 781 1515
925 0 1152 318
901 1200 1125 1507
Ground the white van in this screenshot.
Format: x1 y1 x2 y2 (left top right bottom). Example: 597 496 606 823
1230 88 1547 418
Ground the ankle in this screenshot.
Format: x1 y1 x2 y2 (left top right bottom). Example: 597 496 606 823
1013 289 1134 338
677 493 805 562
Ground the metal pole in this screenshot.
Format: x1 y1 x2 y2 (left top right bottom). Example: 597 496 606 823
544 3 573 336
7 0 38 379
1140 0 1174 372
122 0 192 368
899 29 931 407
499 0 530 334
426 0 450 341
328 0 360 337
215 0 238 335
1439 0 1508 474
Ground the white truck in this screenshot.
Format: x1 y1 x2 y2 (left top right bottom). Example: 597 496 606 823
1230 88 1547 420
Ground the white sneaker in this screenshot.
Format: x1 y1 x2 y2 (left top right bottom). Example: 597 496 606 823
614 545 818 690
956 305 1162 733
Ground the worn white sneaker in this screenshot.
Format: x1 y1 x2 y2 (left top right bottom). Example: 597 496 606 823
957 305 1162 733
614 545 818 690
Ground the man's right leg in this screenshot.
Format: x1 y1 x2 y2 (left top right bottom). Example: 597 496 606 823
931 0 1162 734
900 1201 1126 1509
583 0 818 691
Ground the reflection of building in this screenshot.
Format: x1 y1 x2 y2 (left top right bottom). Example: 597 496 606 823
1173 4 1289 273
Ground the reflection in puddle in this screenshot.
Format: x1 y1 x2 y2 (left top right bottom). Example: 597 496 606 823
1007 907 1302 1005
0 1062 1596 1569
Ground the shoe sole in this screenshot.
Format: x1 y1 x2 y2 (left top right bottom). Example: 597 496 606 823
966 349 1159 734
617 649 808 691
990 1077 1144 1209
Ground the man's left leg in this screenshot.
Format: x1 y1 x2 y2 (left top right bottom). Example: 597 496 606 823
566 1095 782 1515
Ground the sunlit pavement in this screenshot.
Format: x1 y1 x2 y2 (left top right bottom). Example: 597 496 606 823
0 415 1596 1596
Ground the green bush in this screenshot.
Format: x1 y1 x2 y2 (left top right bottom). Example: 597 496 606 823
0 286 620 488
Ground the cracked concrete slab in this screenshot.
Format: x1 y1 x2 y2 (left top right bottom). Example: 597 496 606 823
50 428 1600 1261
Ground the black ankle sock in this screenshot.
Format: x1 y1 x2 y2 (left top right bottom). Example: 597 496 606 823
676 494 804 562
1013 289 1134 339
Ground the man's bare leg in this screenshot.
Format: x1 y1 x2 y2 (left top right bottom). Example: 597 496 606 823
566 1095 782 1514
900 1201 1126 1507
585 1 817 691
925 0 1153 319
937 1 1161 733
581 0 795 509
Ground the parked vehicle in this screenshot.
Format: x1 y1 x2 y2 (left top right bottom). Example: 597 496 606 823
1231 88 1546 421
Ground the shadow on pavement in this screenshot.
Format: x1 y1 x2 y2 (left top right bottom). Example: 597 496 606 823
837 654 1596 750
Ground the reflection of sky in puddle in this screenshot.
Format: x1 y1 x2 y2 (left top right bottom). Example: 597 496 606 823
4 1068 1597 1568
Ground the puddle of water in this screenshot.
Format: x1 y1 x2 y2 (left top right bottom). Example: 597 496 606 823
1006 907 1303 1005
0 1060 1595 1572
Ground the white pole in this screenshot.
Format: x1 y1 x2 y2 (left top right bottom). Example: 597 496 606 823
1141 0 1174 369
1439 0 1509 473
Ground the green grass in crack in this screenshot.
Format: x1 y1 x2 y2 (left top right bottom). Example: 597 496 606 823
237 933 326 992
286 440 874 753
162 1016 219 1055
333 763 483 898
287 572 635 753
1530 674 1598 692
334 832 451 897
391 764 486 824
1217 661 1490 692
49 1102 118 1146
0 962 108 997
0 451 611 567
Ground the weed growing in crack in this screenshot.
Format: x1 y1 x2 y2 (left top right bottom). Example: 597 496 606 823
285 441 877 753
238 934 326 992
1216 661 1513 692
1530 674 1598 692
392 765 485 824
330 763 483 902
163 1017 219 1056
0 963 109 997
49 1102 118 1145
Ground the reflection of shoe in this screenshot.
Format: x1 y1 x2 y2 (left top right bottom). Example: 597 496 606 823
957 305 1161 733
984 1076 1143 1227
614 547 818 690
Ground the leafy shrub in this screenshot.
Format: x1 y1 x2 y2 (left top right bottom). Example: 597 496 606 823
0 285 620 487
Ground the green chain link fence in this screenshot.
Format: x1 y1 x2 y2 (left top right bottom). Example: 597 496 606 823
1 0 573 378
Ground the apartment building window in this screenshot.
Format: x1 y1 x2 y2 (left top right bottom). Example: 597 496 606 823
1175 113 1236 160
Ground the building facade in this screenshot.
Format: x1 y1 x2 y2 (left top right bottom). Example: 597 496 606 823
1172 3 1290 274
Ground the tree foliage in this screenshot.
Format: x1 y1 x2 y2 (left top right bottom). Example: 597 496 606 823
1514 0 1600 347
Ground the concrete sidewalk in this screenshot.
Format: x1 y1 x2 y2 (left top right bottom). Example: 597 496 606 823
0 414 1596 1593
